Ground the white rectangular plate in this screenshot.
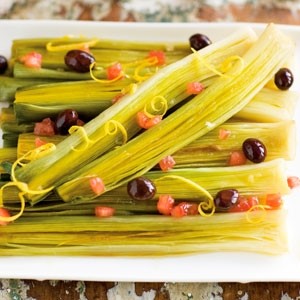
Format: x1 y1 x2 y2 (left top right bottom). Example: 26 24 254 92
0 20 299 282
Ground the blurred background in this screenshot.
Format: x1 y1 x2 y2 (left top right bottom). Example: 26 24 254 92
1 0 300 24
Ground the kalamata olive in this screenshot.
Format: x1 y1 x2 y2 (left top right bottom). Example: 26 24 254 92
0 55 8 74
274 68 293 90
189 33 212 51
214 189 239 211
242 138 267 163
127 177 156 200
55 109 79 135
64 50 95 73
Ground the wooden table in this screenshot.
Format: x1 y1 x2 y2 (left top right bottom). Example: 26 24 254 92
1 1 300 299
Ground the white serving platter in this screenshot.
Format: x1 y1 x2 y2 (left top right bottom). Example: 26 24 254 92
0 20 299 282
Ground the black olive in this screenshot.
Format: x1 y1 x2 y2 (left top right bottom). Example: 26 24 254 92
127 177 156 201
274 68 293 90
189 33 212 51
64 50 95 73
242 138 267 163
214 189 239 211
55 109 79 135
0 55 8 74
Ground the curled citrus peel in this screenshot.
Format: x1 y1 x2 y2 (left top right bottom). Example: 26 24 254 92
105 120 128 145
191 48 244 79
46 38 99 52
245 204 271 224
143 95 168 119
155 175 215 217
68 125 95 152
89 62 124 83
0 143 56 223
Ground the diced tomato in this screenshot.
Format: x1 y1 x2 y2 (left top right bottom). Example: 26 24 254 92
171 202 199 218
229 195 259 212
228 150 247 166
0 207 11 226
136 111 162 129
112 92 124 104
35 137 47 147
157 194 175 215
218 128 231 140
159 155 176 172
89 177 105 196
19 51 42 68
95 206 115 218
34 118 56 136
148 50 166 65
107 62 123 80
186 82 204 95
265 193 283 209
76 119 85 126
287 176 300 189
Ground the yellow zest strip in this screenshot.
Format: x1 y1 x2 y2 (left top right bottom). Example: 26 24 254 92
245 204 271 224
105 120 128 145
0 183 26 222
68 126 95 151
89 62 125 84
11 143 56 182
122 83 138 95
192 49 243 79
219 55 245 76
144 95 168 119
155 175 215 217
131 57 159 82
46 38 99 52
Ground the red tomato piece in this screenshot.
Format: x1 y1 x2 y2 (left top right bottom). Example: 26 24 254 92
89 177 105 196
35 137 47 147
287 176 300 189
95 206 115 218
107 62 123 80
265 193 283 209
171 202 199 218
229 196 259 212
112 93 124 104
34 118 56 136
0 208 11 226
218 128 231 140
148 50 166 65
186 82 204 95
20 51 42 68
157 194 175 215
228 150 247 166
136 111 162 129
159 155 176 172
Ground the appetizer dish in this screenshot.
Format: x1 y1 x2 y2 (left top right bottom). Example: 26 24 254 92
0 21 299 260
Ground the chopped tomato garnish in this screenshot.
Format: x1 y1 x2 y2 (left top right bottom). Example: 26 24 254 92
107 62 123 80
0 208 11 226
229 196 259 212
20 51 42 68
159 155 176 172
265 193 283 209
157 194 175 215
136 111 162 129
95 206 115 218
186 82 204 95
287 176 300 189
34 118 56 136
171 202 199 218
148 50 166 65
89 177 105 196
35 137 47 147
218 128 231 140
112 92 124 104
76 119 85 127
228 150 247 166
